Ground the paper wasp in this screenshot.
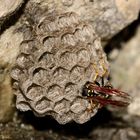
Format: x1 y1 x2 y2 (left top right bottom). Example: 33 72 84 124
82 77 132 111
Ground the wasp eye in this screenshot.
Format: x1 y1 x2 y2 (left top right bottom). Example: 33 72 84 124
82 88 88 96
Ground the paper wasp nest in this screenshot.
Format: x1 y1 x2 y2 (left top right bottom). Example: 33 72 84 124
11 11 109 124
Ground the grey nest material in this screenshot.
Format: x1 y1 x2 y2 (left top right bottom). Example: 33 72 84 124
11 11 109 124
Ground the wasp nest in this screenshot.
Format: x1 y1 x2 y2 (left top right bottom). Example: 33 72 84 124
11 11 109 124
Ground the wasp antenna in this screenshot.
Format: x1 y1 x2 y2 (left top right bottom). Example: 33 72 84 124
94 81 100 87
101 77 104 86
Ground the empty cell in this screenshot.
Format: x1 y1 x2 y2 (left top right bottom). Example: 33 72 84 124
61 33 77 46
11 67 24 81
74 109 97 124
74 29 86 42
16 54 33 68
20 40 37 54
77 49 90 67
26 85 44 101
53 67 69 86
54 99 70 114
38 52 55 69
58 16 69 29
57 12 79 30
33 68 50 85
82 25 95 41
60 51 77 70
37 19 57 33
16 92 30 111
43 36 59 53
70 66 85 83
47 85 64 102
70 98 87 114
64 83 77 101
35 98 52 112
85 66 96 81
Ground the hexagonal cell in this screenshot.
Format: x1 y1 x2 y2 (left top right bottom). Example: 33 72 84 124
45 21 58 33
70 98 87 114
35 97 52 113
61 33 77 46
32 67 50 85
53 99 70 115
20 40 37 54
43 36 59 53
59 51 77 70
73 109 97 124
86 42 99 62
37 19 55 33
77 49 90 67
54 112 73 124
25 84 45 101
20 79 33 93
16 101 30 112
53 67 69 86
38 52 55 69
64 83 77 101
70 65 85 83
74 29 88 42
11 67 25 81
57 15 70 29
16 93 30 111
46 85 64 102
16 53 33 68
84 64 96 81
82 25 95 41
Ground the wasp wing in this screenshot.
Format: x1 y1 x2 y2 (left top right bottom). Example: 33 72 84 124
91 96 130 107
88 84 131 100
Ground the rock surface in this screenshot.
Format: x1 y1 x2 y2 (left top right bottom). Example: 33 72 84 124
0 25 23 122
109 25 140 117
0 0 23 28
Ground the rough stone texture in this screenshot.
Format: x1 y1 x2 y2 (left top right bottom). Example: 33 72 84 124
0 25 23 122
30 0 140 42
11 10 109 124
0 25 23 64
109 25 140 117
90 127 139 140
1 114 140 140
0 0 24 28
0 65 14 123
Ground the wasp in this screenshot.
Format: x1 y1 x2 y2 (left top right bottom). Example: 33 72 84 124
82 77 132 111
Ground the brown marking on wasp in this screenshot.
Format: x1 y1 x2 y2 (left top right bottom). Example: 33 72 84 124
82 77 132 112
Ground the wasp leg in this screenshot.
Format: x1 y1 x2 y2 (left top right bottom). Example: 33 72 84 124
86 98 98 113
92 64 99 82
100 60 109 78
92 60 109 83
